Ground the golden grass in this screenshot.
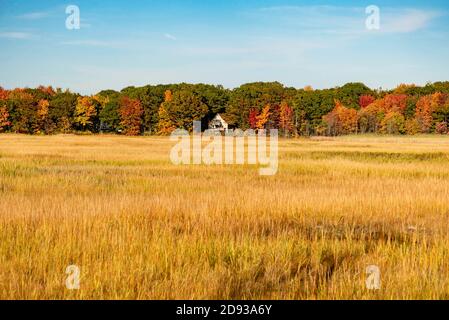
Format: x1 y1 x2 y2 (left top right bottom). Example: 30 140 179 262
1 134 449 300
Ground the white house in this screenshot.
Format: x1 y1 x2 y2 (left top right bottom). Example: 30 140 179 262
208 114 229 133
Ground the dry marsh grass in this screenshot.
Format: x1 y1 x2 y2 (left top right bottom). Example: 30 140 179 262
1 134 449 299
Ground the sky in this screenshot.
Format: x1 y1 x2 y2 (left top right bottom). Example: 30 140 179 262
1 0 449 94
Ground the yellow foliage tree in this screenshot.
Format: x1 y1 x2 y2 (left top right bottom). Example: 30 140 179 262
157 90 176 135
256 105 271 130
304 85 314 92
35 99 50 133
37 99 49 120
75 96 97 129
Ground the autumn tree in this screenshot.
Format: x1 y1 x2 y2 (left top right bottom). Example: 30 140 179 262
435 121 448 134
394 83 416 94
382 94 408 113
256 105 271 130
74 96 98 131
359 94 375 109
304 85 314 92
279 101 294 136
157 90 176 135
7 89 36 133
358 106 378 133
225 82 285 129
35 99 54 133
248 108 258 130
415 94 436 133
164 89 172 102
404 118 420 135
338 104 358 134
380 112 405 134
334 83 374 109
323 101 358 135
37 99 49 120
119 97 143 136
432 93 449 125
157 90 208 132
0 87 9 132
0 106 11 132
293 83 372 133
0 87 9 100
4 81 449 137
38 85 56 97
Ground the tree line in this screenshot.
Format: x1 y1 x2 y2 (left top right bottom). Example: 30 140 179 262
1 81 449 136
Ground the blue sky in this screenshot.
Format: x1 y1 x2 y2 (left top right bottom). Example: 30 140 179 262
1 0 449 94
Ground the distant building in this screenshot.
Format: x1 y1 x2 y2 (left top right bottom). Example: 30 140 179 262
208 114 229 133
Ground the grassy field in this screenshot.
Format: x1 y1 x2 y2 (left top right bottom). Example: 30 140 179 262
1 134 449 299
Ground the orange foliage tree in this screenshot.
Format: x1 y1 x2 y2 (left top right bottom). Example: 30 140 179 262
382 94 408 113
415 94 438 133
323 100 358 135
38 85 55 96
0 87 9 100
256 105 271 130
0 106 11 132
304 85 314 92
415 92 449 133
120 96 143 136
7 89 35 133
279 101 294 136
0 87 9 132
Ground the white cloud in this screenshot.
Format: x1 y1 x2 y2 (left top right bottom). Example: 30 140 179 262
254 5 443 35
60 40 123 48
0 32 33 39
17 12 49 20
164 33 177 41
382 9 441 33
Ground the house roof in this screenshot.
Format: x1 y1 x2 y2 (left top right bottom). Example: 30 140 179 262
214 113 231 124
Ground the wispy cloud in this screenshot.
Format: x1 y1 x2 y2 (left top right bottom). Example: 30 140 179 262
255 5 443 35
382 9 441 33
17 11 50 20
0 32 33 39
164 33 177 41
60 40 123 48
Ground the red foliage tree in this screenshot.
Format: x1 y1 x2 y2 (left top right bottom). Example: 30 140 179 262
279 101 294 136
38 85 55 96
119 97 143 136
0 87 9 100
0 106 11 132
359 95 375 109
382 94 408 113
248 108 259 129
435 122 448 134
